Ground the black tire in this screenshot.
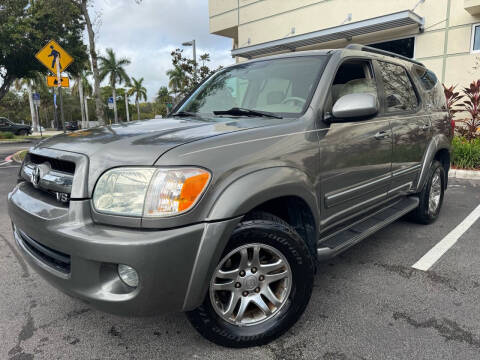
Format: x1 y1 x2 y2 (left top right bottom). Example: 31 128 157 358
186 211 315 348
409 160 445 224
17 129 27 136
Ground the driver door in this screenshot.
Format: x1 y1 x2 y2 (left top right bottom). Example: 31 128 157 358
317 59 393 232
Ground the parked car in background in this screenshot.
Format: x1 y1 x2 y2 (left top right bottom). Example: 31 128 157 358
8 45 452 348
65 121 79 131
0 117 32 135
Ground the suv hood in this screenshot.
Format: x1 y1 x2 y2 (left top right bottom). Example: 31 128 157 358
34 117 273 167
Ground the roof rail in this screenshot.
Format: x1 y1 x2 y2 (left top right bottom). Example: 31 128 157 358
345 44 424 67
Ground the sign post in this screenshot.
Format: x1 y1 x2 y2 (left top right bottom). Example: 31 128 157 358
34 40 73 134
56 57 65 133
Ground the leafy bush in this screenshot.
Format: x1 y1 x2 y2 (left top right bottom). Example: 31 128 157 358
451 137 480 169
443 84 463 118
0 131 15 139
456 81 480 140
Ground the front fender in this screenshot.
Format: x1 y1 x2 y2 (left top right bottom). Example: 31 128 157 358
415 134 451 192
182 167 319 311
207 166 319 224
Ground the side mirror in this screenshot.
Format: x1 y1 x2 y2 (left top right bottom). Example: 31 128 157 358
331 93 378 121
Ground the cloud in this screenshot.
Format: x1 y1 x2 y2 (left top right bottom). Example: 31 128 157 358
91 0 233 101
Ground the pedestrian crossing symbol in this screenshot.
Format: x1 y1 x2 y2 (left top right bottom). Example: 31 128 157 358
35 40 74 74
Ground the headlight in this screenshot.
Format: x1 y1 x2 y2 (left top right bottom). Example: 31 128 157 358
93 167 210 217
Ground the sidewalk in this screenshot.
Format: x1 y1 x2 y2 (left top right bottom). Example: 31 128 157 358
32 130 63 137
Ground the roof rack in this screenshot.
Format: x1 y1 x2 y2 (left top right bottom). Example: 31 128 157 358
345 44 424 67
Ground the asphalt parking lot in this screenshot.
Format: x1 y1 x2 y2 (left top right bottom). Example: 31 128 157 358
1 143 480 360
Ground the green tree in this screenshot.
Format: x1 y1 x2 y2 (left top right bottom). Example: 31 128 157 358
0 0 87 101
128 77 147 120
155 86 172 117
0 91 30 124
14 72 47 132
166 66 186 103
166 49 220 104
98 48 131 124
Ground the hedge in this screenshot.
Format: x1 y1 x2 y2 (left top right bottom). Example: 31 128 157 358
451 137 480 170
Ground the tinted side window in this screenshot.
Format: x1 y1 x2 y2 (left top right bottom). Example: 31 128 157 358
414 67 437 91
413 67 445 110
377 61 418 112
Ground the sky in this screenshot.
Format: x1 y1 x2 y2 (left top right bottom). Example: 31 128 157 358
90 0 234 101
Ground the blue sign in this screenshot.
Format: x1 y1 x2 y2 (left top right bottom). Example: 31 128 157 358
108 97 114 104
33 93 40 101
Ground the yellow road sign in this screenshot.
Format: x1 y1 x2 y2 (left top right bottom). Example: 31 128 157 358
35 40 74 74
46 76 69 88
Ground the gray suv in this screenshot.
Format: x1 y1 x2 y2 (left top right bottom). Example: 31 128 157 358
8 45 452 347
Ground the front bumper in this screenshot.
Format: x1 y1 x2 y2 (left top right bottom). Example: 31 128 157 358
8 182 240 316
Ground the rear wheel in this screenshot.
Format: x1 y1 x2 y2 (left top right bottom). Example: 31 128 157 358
410 160 445 224
186 212 314 348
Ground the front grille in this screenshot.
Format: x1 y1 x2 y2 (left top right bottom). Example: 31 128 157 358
21 153 75 203
28 153 75 174
16 228 71 274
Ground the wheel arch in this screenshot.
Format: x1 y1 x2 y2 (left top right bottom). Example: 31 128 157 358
183 167 320 311
207 167 320 232
415 135 451 192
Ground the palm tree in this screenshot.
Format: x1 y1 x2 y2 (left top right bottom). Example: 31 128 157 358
156 86 172 116
14 73 45 132
156 86 169 102
127 77 147 121
72 69 93 129
199 53 210 67
98 48 131 124
166 66 185 103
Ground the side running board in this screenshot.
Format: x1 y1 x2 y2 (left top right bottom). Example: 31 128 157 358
317 196 420 261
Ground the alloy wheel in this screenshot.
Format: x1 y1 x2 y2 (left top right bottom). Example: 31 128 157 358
428 168 442 215
209 243 292 326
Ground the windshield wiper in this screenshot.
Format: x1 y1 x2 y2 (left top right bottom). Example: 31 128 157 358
213 107 283 119
171 111 198 117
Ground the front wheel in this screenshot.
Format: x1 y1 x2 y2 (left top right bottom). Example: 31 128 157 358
409 160 445 224
186 212 315 348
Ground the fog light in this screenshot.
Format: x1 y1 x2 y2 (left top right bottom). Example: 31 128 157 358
118 264 139 288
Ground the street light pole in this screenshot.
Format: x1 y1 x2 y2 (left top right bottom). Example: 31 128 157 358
182 39 197 83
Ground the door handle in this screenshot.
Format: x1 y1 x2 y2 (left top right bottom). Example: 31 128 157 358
421 124 430 131
374 131 390 140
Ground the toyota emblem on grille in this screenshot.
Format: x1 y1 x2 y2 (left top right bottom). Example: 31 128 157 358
31 166 41 187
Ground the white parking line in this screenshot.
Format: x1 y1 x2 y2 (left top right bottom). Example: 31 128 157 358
412 204 480 271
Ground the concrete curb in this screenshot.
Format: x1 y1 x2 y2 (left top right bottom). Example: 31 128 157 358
0 140 33 145
448 168 480 180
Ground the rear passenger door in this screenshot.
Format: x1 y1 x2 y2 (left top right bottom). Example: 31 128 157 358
375 60 429 197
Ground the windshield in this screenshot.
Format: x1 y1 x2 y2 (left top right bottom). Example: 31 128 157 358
178 56 327 118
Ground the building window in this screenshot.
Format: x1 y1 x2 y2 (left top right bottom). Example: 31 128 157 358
368 37 415 59
471 24 480 53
